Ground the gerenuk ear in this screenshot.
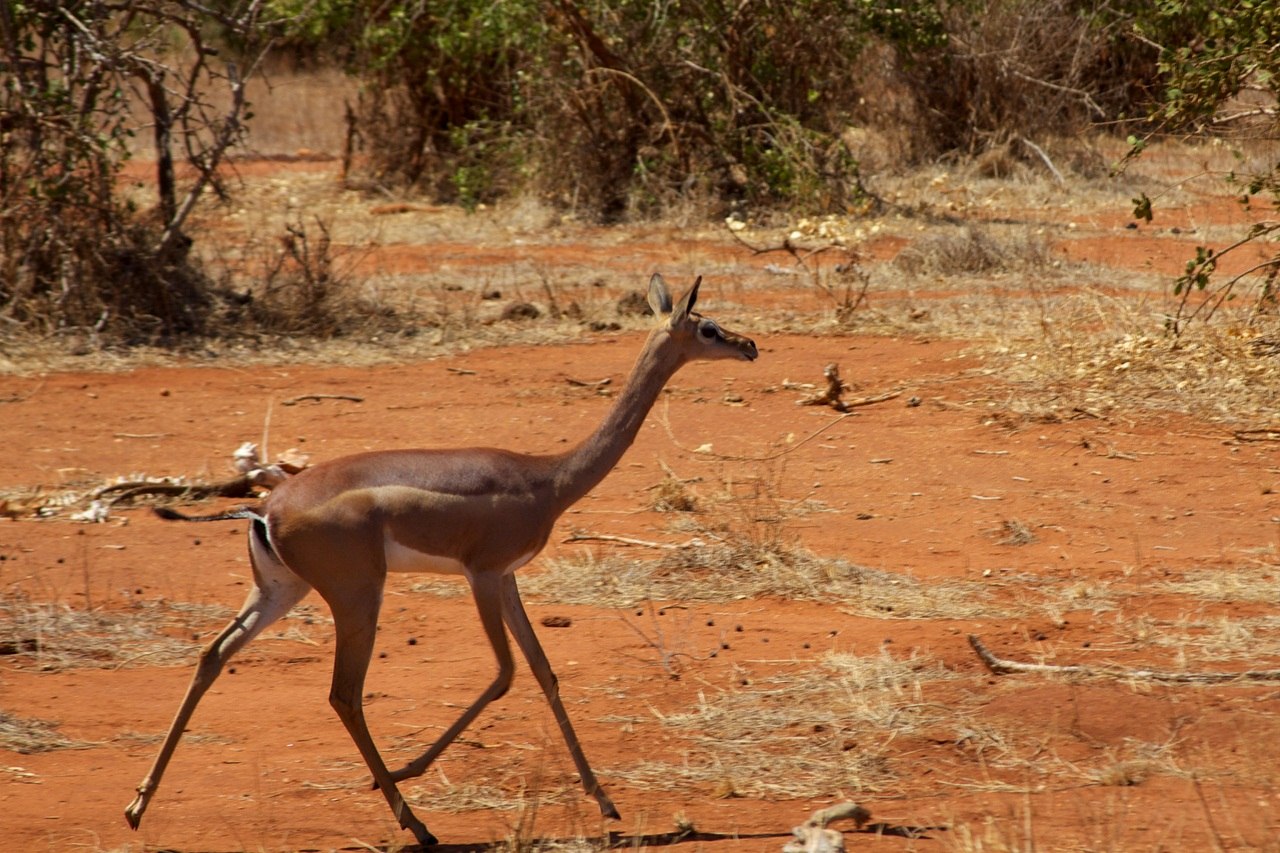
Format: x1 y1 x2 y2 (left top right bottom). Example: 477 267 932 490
647 273 673 317
671 276 701 324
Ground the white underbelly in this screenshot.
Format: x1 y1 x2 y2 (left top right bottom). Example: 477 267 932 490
383 534 537 577
384 535 467 575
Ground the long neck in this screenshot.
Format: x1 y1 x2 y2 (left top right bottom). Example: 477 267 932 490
552 331 682 511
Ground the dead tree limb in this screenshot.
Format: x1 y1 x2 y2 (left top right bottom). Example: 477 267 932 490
969 634 1280 684
564 532 686 549
727 228 844 271
281 394 365 406
797 364 903 412
1234 428 1280 442
95 476 257 507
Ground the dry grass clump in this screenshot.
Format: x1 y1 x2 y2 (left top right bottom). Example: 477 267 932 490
528 539 1013 621
1158 566 1280 604
649 473 700 513
1115 565 1280 663
610 650 951 798
894 226 1055 277
0 594 224 671
679 539 1012 620
1121 612 1280 665
988 297 1280 424
0 710 92 754
406 779 574 815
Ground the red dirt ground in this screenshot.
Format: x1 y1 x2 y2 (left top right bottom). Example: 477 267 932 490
3 158 1280 853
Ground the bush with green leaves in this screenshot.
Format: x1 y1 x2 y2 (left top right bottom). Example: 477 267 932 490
303 0 1181 220
1125 1 1280 335
316 1 930 217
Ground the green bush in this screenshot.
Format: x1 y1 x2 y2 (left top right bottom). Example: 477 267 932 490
1123 1 1280 335
315 0 1181 219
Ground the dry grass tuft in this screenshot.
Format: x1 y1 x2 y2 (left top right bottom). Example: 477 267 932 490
406 780 574 814
1159 565 1280 604
0 594 225 671
0 711 92 754
997 519 1037 546
894 226 1055 277
529 540 1013 621
989 297 1280 424
649 473 700 513
610 650 952 798
1121 611 1280 665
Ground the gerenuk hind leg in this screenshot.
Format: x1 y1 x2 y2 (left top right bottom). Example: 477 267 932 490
125 534 310 830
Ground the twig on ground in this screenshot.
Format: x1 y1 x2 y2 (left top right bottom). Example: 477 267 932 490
795 364 904 413
1234 428 1280 442
726 229 843 272
281 394 364 406
615 601 713 679
95 476 257 507
799 363 852 412
969 634 1280 683
0 380 45 404
563 532 686 550
660 398 891 463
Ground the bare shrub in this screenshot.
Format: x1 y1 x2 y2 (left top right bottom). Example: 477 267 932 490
235 216 395 338
0 0 282 344
883 1 1158 159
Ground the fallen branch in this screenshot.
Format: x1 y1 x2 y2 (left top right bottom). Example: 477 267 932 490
969 634 1280 684
563 532 688 550
1018 136 1065 185
799 363 852 412
95 476 256 506
797 363 904 413
726 229 843 271
1234 428 1280 442
846 389 904 407
660 400 861 463
281 394 364 406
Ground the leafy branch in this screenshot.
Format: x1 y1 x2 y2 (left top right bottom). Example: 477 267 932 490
1167 222 1280 336
1121 2 1280 337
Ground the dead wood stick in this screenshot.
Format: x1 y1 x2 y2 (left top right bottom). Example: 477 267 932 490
566 377 612 388
280 394 364 406
845 389 904 408
1234 428 1280 442
660 400 858 463
563 532 688 550
95 476 256 506
969 634 1280 684
799 362 851 411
